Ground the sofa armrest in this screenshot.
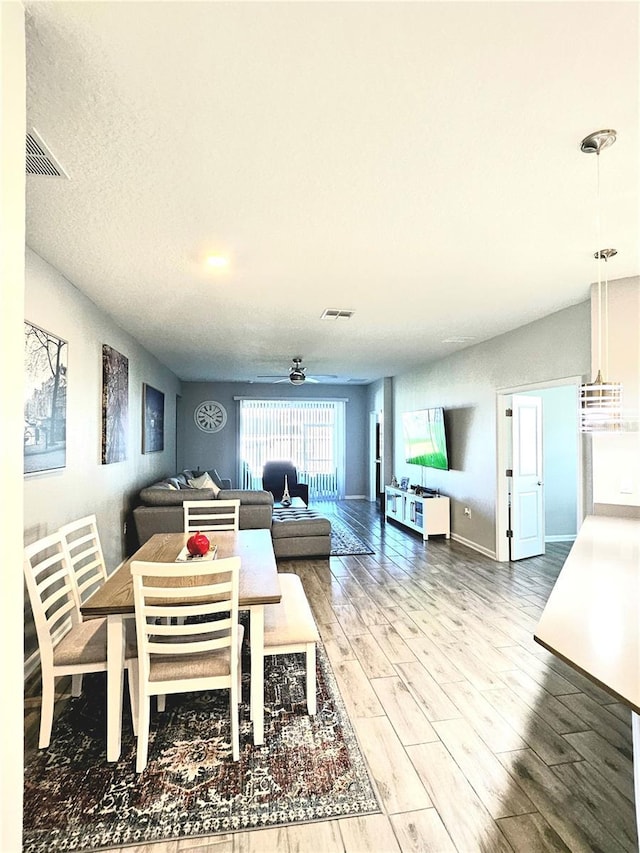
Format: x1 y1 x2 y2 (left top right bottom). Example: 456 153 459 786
292 483 309 505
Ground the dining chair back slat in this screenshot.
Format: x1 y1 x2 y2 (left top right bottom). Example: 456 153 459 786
59 515 108 606
183 500 240 534
131 556 243 772
24 531 138 749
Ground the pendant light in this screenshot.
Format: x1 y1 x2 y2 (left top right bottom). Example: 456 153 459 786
579 129 623 433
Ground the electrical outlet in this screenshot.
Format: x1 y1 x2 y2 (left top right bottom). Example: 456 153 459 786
464 507 471 517
123 521 127 535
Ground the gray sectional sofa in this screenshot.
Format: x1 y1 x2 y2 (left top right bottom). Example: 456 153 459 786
132 469 274 546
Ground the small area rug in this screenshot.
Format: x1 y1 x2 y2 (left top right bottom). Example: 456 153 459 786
23 641 380 852
328 515 375 557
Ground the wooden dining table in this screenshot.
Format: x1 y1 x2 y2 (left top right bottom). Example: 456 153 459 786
81 529 281 762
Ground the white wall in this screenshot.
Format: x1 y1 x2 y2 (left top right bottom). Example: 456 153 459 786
590 277 640 508
1 3 25 848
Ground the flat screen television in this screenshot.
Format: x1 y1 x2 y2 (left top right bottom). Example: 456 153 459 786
402 407 449 470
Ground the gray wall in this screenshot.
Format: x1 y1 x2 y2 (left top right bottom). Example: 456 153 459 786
392 301 591 555
24 248 182 659
178 381 369 498
366 377 394 496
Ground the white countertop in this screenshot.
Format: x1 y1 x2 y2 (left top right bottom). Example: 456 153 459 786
534 514 640 714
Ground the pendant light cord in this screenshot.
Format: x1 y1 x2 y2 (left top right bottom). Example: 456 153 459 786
596 151 603 380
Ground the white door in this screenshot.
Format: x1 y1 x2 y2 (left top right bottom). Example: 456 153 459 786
369 412 377 501
510 394 545 560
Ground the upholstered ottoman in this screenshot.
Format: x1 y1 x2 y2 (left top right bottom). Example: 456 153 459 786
271 507 332 558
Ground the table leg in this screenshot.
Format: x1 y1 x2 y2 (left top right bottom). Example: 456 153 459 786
106 614 125 762
249 605 265 746
633 711 640 841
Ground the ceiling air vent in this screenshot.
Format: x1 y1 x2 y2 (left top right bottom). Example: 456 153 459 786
321 308 354 320
26 129 69 178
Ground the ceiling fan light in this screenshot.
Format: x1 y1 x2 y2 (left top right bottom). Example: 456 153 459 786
289 369 306 385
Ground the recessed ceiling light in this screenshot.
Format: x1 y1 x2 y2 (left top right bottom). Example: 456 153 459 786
206 255 228 269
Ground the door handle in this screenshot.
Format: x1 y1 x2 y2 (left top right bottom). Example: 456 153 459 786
537 481 543 486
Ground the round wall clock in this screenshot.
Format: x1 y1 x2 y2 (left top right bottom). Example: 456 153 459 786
194 400 227 433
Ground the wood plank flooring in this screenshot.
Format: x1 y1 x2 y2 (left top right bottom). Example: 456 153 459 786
24 500 638 852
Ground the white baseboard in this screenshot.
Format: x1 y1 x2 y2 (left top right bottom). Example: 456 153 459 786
545 534 577 543
344 495 367 500
450 532 497 561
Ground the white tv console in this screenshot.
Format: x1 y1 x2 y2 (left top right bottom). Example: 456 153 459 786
385 486 450 540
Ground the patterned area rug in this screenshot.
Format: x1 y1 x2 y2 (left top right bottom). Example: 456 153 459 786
328 516 375 556
23 640 380 852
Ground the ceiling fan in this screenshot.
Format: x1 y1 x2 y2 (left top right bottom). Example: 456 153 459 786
256 357 337 385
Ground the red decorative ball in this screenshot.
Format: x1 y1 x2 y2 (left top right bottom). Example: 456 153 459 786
186 531 210 556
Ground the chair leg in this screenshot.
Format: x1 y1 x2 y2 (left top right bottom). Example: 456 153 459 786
136 698 150 773
237 626 243 704
306 643 316 716
127 661 138 737
39 674 55 749
230 684 239 761
71 673 83 697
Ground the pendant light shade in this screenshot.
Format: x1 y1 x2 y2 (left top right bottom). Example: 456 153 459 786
580 370 622 431
579 130 623 433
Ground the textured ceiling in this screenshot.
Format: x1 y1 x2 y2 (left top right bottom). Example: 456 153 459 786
24 1 640 384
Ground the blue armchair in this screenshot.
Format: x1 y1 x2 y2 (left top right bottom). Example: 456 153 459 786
262 461 309 505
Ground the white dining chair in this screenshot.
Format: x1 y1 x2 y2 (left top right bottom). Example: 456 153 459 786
183 499 240 534
59 514 107 607
259 573 319 717
24 531 138 750
131 556 243 772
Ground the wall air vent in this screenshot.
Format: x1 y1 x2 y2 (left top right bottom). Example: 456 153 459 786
321 308 354 320
442 336 476 344
26 128 69 178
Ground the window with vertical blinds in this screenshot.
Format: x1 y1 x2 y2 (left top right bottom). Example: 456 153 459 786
237 399 346 500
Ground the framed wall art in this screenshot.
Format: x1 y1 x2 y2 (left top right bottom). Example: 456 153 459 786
24 321 68 474
102 344 129 464
142 383 164 453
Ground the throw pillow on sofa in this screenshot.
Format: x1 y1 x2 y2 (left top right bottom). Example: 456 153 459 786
188 471 220 496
